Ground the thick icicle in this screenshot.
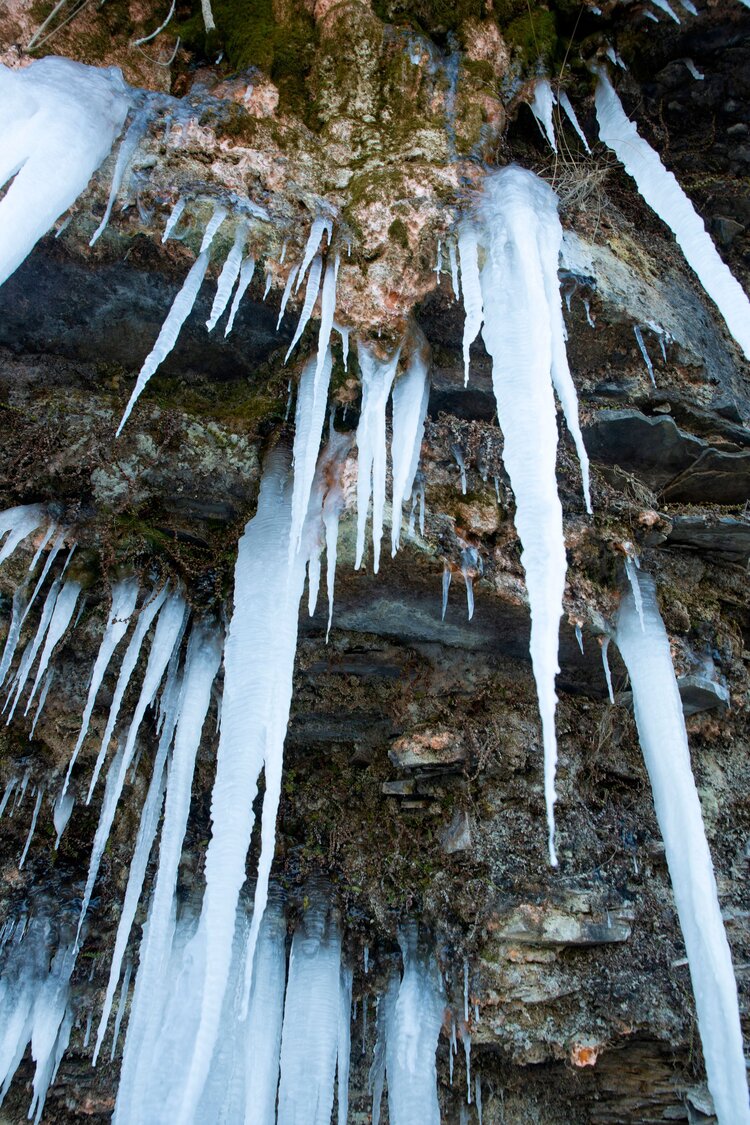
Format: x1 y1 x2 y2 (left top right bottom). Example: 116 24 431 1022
557 90 591 153
0 58 130 288
6 576 63 723
285 254 323 362
295 216 333 291
162 196 185 243
457 226 483 386
224 253 256 337
616 572 750 1124
117 205 227 434
86 584 169 803
338 965 353 1125
530 78 557 152
476 164 582 864
354 343 401 573
390 337 430 556
277 895 341 1125
62 578 139 799
288 350 333 557
206 221 248 331
241 899 287 1125
595 70 750 360
89 109 150 247
24 579 80 715
0 505 46 568
174 448 308 1123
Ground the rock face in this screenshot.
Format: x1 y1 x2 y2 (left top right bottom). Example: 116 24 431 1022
0 0 749 1123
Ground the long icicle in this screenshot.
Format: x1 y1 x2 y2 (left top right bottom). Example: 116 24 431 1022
206 221 248 332
390 333 430 557
24 579 81 715
224 253 256 337
285 254 323 362
355 343 401 574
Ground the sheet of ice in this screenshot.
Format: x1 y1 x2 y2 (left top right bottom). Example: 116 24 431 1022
206 221 248 331
285 254 323 362
117 204 227 433
62 577 139 799
0 505 46 568
530 78 557 152
391 340 430 556
355 343 401 573
24 579 80 715
89 108 149 247
476 164 583 864
457 226 483 385
224 253 256 337
86 584 169 803
277 897 341 1125
616 571 750 1124
595 70 750 360
558 90 591 153
0 58 130 288
384 926 445 1125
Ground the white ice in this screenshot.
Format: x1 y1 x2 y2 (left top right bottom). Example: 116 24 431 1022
616 571 750 1124
117 204 227 433
338 965 353 1124
162 196 185 243
6 575 63 723
595 69 750 360
24 578 80 716
89 108 149 247
0 57 130 288
391 337 430 556
289 349 333 558
557 90 591 153
0 505 46 568
206 221 248 331
530 78 557 152
296 216 333 292
285 254 323 362
224 253 256 337
457 225 483 385
650 0 681 20
355 343 401 573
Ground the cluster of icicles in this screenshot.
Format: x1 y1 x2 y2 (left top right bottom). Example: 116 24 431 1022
0 51 749 1123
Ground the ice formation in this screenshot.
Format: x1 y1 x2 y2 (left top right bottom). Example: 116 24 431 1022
89 108 150 247
595 69 750 360
616 571 750 1123
354 343 401 573
0 58 130 288
530 78 557 152
558 90 591 153
225 253 256 336
206 221 248 331
464 163 591 864
390 338 430 556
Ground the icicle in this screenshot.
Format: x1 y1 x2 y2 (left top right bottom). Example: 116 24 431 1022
27 522 56 574
83 1011 93 1050
29 667 54 738
575 623 584 653
206 221 248 331
162 196 186 243
530 78 557 152
623 551 645 631
289 350 333 558
20 530 66 631
463 958 469 1022
633 325 656 385
90 109 150 247
86 584 169 803
369 982 395 1125
595 69 750 360
322 428 354 642
337 965 353 1125
53 788 74 848
285 254 323 362
0 585 29 688
18 786 43 868
449 1017 455 1084
62 577 139 800
452 444 468 494
476 1075 483 1123
364 945 370 975
464 1030 472 1104
601 636 615 705
434 238 443 282
678 0 698 11
0 505 46 568
240 899 287 1125
335 322 350 370
683 58 704 79
117 205 227 434
442 565 452 621
110 960 132 1061
0 778 16 818
558 90 591 153
276 263 300 330
277 897 341 1125
457 226 483 386
6 576 63 722
448 240 460 299
460 547 480 621
391 338 430 556
616 572 750 1124
24 579 81 716
224 253 256 337
280 239 288 264
263 271 273 300
362 995 368 1056
0 58 130 289
354 343 401 573
296 216 333 292
314 254 339 392
650 0 681 20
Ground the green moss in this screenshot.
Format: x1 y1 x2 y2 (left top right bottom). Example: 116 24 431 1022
504 8 558 67
372 0 485 38
388 218 410 249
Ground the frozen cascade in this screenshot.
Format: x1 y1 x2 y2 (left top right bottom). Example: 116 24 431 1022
0 504 46 568
174 447 309 1123
475 164 591 864
457 226 483 385
224 253 256 336
86 584 169 802
206 221 248 331
615 572 750 1124
116 204 227 434
595 69 750 360
24 578 81 715
277 897 341 1125
89 108 150 247
289 349 333 558
530 78 557 151
0 57 130 288
557 90 591 153
113 621 221 1098
285 254 323 362
62 577 140 800
338 965 354 1125
383 926 445 1125
355 343 401 573
390 338 430 556
75 592 187 946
